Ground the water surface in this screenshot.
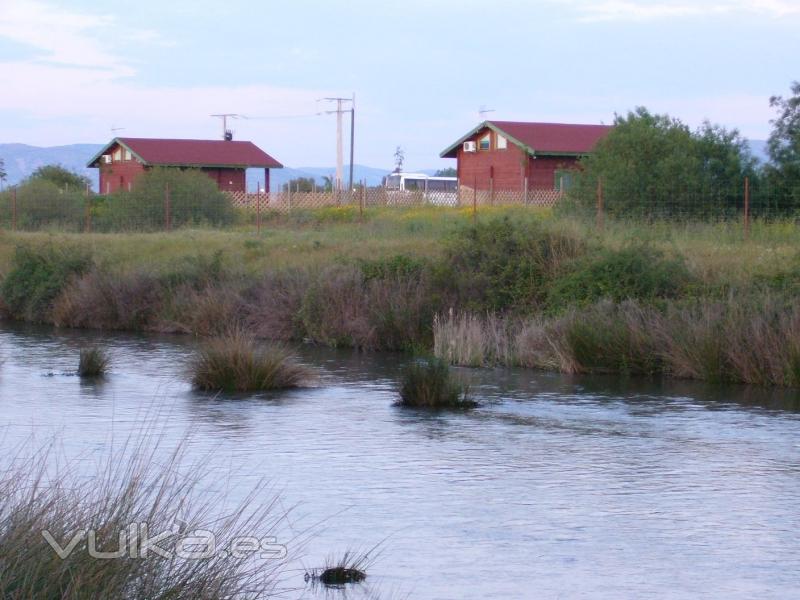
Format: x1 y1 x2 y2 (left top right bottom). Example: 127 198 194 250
1 323 799 599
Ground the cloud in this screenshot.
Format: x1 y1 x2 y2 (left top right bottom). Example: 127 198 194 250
0 1 129 73
553 0 800 22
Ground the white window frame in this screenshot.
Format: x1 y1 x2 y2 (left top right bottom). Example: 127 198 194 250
496 134 507 150
479 134 491 151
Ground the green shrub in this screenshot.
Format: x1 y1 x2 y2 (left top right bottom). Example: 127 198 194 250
547 245 692 310
357 254 428 281
1 245 92 321
562 301 661 375
94 168 235 231
398 356 473 410
158 250 226 289
0 181 88 231
441 217 585 312
78 346 110 377
191 330 312 392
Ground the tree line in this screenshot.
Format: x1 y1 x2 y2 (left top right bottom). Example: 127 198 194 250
565 81 800 218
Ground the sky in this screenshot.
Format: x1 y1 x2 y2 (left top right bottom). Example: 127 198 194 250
0 0 798 170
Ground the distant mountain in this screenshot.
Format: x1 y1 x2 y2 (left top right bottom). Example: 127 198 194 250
0 143 102 188
256 165 393 191
0 143 398 191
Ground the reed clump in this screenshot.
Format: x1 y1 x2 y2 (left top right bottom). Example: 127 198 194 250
191 330 313 392
433 296 800 386
78 346 110 377
0 438 290 599
398 357 473 409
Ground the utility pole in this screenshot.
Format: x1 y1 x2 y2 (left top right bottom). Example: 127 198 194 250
320 96 355 191
210 114 242 140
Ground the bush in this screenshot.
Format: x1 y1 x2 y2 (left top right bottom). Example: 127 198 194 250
53 268 162 331
0 180 88 231
78 347 110 377
560 301 661 375
441 217 585 312
191 330 312 392
1 245 92 321
94 168 235 231
547 245 692 310
397 356 473 410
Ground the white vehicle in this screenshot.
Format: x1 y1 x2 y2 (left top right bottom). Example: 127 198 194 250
383 172 458 206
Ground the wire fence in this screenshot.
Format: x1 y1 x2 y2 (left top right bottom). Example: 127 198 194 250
0 177 798 234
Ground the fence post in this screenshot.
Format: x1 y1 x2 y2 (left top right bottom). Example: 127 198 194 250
257 189 262 234
489 172 494 206
288 185 292 214
84 183 92 233
472 174 477 223
164 182 171 232
11 186 17 231
524 177 529 206
743 176 750 240
360 179 365 221
596 177 604 231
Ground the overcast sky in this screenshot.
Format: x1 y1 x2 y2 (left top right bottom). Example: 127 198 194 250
0 0 797 169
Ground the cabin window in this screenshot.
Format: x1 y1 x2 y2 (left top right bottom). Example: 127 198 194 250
112 148 122 161
124 149 132 161
496 134 507 150
554 170 575 191
479 134 491 151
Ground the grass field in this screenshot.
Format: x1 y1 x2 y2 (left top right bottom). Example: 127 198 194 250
2 206 799 386
1 206 798 284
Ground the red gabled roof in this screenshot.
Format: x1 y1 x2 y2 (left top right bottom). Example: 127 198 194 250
440 121 612 158
88 137 283 168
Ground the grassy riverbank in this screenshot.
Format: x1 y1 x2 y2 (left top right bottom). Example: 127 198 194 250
2 206 800 386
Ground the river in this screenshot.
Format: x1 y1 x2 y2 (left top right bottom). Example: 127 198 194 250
1 323 799 599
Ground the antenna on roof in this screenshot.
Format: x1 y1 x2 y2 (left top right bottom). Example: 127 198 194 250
210 114 244 140
478 105 495 119
110 125 125 136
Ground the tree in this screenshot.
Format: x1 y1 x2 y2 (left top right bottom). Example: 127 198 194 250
0 157 7 188
26 165 90 190
282 177 316 192
393 146 405 173
434 167 457 177
566 107 755 218
765 81 800 204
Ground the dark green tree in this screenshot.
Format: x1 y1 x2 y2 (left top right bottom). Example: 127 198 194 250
566 107 754 218
434 167 457 177
765 81 800 206
282 177 316 192
26 165 90 190
0 157 6 187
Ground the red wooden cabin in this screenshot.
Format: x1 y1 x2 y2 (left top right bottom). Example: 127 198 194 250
440 121 612 192
87 137 283 194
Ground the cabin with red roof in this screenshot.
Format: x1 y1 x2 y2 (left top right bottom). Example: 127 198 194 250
87 137 283 194
440 121 612 192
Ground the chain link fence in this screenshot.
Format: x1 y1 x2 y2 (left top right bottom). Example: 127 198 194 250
0 177 798 233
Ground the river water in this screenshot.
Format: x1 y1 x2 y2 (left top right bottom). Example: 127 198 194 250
1 323 799 599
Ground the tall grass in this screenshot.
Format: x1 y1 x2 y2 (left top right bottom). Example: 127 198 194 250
0 437 291 599
78 346 109 377
191 330 313 392
398 357 473 410
433 297 800 386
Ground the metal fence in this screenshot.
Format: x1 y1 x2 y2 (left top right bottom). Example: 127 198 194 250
0 177 798 234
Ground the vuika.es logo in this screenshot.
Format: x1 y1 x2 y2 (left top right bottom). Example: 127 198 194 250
42 521 287 561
